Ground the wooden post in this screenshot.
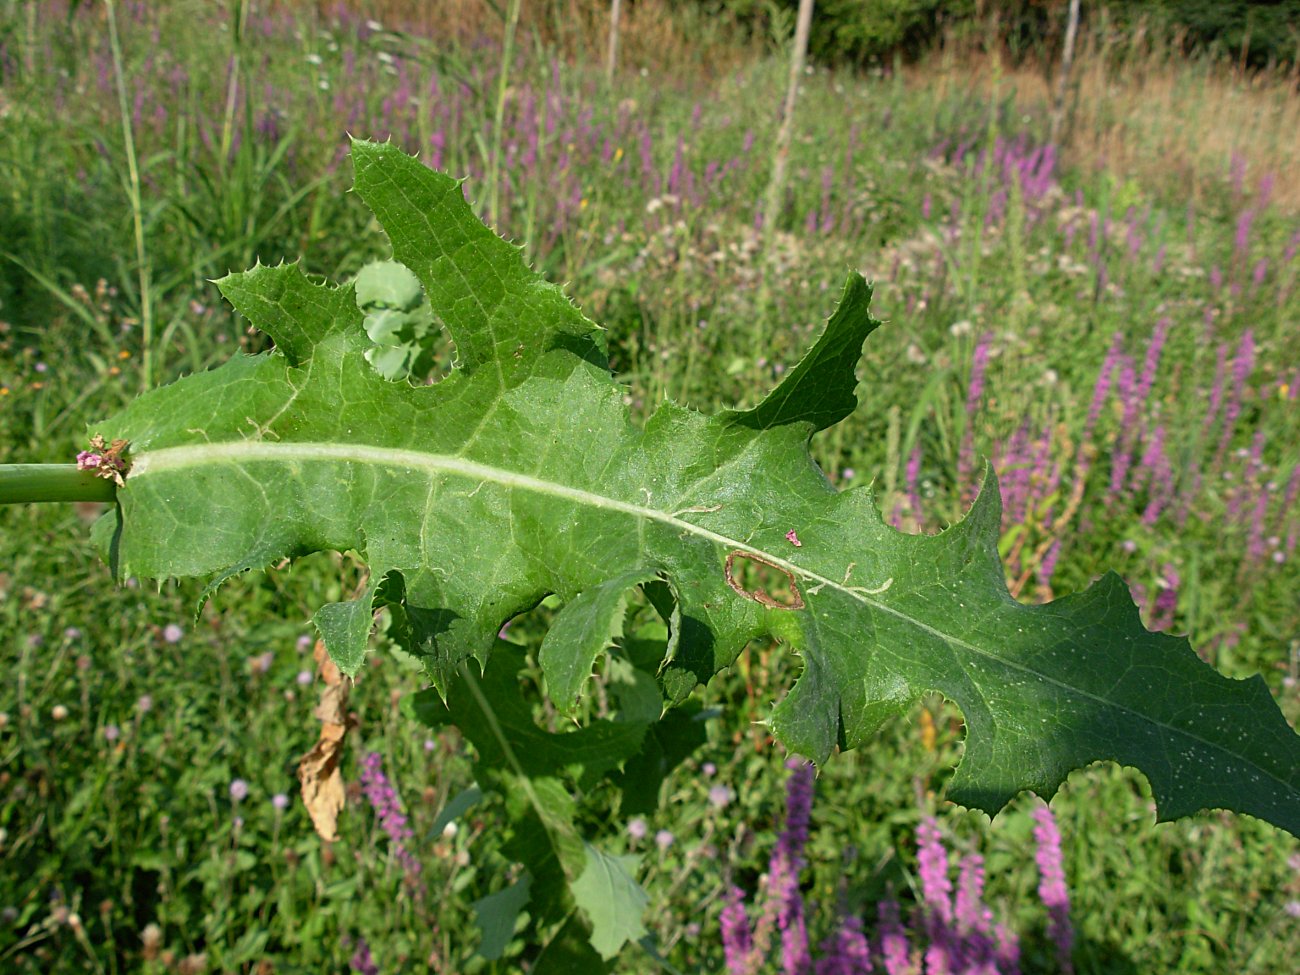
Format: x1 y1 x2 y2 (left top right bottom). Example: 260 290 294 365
606 0 622 83
1049 0 1082 147
762 0 815 240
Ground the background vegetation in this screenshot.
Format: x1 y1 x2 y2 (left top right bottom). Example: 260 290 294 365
1 0 1297 972
715 0 1300 70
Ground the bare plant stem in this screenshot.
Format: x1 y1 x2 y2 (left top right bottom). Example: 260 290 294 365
755 0 814 373
219 0 251 161
105 0 154 391
487 0 524 230
0 466 116 505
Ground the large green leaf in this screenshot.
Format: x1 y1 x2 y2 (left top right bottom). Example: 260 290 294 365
90 140 1300 840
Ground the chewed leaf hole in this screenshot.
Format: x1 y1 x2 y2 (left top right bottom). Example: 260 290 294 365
724 551 805 610
354 259 454 384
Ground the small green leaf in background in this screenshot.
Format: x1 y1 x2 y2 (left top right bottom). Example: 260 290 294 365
540 567 660 711
354 258 441 381
472 874 531 961
570 844 650 960
428 785 483 840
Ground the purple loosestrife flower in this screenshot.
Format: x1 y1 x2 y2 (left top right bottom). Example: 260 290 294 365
1284 230 1300 266
1037 539 1062 590
779 760 815 859
1139 425 1173 526
1135 318 1170 407
776 761 816 975
815 916 872 975
954 853 1001 971
1082 332 1123 463
1202 343 1230 436
1252 258 1268 289
906 445 924 525
993 921 1021 971
1031 804 1073 974
877 901 916 975
1246 491 1271 566
350 938 379 975
1234 208 1255 259
916 817 955 973
360 751 422 881
1276 464 1300 535
721 886 754 975
1150 564 1180 632
1215 329 1256 468
1108 357 1138 496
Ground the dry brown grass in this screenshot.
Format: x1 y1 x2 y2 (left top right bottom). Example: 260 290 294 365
264 0 759 83
264 3 1298 210
910 15 1300 213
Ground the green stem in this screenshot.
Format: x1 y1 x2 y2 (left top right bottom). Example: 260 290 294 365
105 0 154 391
486 0 523 230
0 465 117 504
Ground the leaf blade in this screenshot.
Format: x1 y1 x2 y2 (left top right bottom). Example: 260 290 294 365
89 140 1300 839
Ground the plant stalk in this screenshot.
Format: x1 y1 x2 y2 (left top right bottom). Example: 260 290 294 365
487 0 524 230
0 465 117 505
105 0 154 391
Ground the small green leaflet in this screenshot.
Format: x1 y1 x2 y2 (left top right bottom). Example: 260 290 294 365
88 140 1299 847
570 845 650 959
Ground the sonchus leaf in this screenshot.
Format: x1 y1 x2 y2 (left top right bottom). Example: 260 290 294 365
408 643 652 957
90 140 1300 840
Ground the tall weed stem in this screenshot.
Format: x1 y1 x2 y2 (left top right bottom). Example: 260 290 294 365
105 0 154 390
488 0 524 230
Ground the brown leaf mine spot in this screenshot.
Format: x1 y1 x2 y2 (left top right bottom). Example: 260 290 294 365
725 551 805 610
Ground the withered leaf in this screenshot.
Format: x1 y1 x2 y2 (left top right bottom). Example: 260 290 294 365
296 639 355 842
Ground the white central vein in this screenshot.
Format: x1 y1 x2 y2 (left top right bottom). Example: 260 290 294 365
134 439 837 581
129 440 1286 785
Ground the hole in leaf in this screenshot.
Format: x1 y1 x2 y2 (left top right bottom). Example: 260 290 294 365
724 551 804 610
354 259 455 384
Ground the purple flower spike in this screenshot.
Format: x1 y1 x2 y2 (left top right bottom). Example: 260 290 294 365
720 886 754 975
1032 804 1073 974
350 937 379 975
360 751 422 882
916 817 953 923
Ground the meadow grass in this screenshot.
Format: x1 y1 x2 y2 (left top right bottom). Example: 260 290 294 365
1 1 1298 972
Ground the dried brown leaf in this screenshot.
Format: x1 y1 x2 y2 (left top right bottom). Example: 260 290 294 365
296 640 354 842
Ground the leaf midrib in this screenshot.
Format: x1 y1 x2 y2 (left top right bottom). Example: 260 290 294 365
129 440 1291 794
